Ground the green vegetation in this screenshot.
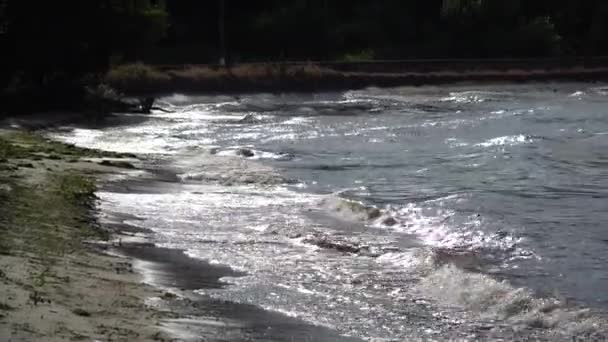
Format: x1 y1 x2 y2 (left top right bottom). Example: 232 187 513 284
2 171 102 256
105 62 171 93
154 1 608 61
105 62 338 93
0 131 168 340
2 1 608 113
0 130 136 258
0 131 117 296
0 131 128 161
341 50 376 63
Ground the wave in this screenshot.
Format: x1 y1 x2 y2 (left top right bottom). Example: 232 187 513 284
320 196 383 221
179 169 287 186
205 96 386 116
374 247 608 339
319 195 532 265
591 86 608 96
176 154 289 185
282 117 313 125
441 91 511 104
475 134 532 147
157 93 238 106
415 264 607 338
569 90 587 98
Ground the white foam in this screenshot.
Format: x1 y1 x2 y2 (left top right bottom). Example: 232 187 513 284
50 127 177 154
415 265 607 335
376 249 435 271
441 91 504 103
283 117 312 125
569 91 586 98
475 134 531 147
445 138 470 148
321 195 528 261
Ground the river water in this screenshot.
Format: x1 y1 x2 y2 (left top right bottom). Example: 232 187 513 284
53 83 608 341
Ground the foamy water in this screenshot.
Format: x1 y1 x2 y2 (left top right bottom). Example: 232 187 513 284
51 83 608 341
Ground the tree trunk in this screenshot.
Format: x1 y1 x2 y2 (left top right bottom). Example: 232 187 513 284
218 0 226 66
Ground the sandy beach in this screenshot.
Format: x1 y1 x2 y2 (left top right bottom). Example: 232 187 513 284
0 127 362 341
0 129 174 341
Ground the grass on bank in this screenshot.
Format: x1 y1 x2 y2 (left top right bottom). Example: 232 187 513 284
105 62 339 93
105 62 172 93
0 130 133 161
0 130 169 340
0 130 116 297
0 131 109 253
0 171 104 295
3 171 102 255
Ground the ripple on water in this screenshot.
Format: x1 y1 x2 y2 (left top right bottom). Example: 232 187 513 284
53 85 608 341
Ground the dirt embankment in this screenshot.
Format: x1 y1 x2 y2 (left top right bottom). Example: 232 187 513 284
0 130 172 341
105 59 608 96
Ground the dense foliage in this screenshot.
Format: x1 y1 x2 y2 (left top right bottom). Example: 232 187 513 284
157 0 608 62
1 0 608 110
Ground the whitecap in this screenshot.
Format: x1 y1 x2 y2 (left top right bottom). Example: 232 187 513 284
569 91 586 98
415 265 607 336
475 134 531 147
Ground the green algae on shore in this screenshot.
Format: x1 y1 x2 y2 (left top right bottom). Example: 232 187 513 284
0 130 128 161
0 130 169 341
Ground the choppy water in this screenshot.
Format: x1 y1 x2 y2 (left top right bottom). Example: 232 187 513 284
53 83 608 341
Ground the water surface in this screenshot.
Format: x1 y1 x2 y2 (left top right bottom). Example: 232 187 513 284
53 83 608 341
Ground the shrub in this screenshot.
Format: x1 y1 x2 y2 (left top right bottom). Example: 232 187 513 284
171 66 226 80
105 63 171 92
341 49 375 62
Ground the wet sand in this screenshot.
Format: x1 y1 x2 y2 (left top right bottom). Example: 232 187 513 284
117 243 361 342
102 172 363 342
0 128 362 341
0 129 173 341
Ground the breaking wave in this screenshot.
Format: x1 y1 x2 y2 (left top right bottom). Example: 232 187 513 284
441 91 511 104
416 265 607 339
475 134 533 147
319 195 528 261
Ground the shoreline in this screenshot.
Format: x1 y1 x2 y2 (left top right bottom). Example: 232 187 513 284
3 62 607 118
106 62 608 97
0 129 177 341
95 153 364 342
0 128 362 341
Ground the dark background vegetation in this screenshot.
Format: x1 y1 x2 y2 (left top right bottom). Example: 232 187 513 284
1 0 608 113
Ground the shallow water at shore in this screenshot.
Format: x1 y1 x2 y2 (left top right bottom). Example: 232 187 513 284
52 83 608 341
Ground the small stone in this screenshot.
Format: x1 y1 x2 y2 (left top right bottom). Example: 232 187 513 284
161 292 177 300
72 308 91 317
382 217 398 226
237 148 255 158
366 208 382 220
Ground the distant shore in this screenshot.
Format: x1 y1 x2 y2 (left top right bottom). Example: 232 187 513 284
3 58 608 118
106 58 608 96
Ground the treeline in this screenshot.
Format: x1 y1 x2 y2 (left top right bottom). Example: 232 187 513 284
1 0 608 112
160 0 608 62
0 0 168 112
